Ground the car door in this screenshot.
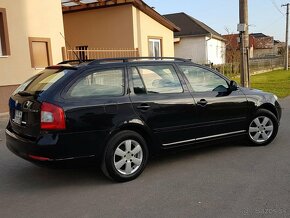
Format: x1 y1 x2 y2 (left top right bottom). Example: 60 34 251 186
177 64 249 140
128 63 200 147
59 66 132 157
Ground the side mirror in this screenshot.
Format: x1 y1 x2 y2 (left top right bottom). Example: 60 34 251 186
229 80 238 91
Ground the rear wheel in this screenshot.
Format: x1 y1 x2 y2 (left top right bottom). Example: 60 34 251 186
247 109 278 146
101 130 148 182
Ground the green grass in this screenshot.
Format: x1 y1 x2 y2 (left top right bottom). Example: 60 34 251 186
231 70 290 98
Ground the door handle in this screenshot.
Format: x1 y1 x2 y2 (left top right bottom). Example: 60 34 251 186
197 99 208 107
137 104 151 110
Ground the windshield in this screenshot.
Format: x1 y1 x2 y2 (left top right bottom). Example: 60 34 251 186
14 69 72 95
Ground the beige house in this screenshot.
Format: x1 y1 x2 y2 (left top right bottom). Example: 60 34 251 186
62 0 179 59
0 0 178 113
0 0 65 113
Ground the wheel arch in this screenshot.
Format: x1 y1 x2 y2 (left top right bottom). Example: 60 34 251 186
103 122 160 158
258 103 278 119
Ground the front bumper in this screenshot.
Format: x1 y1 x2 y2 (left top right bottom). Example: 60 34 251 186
275 100 282 122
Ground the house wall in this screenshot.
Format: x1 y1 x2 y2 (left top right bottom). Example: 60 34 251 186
254 36 274 49
63 4 174 57
0 0 65 113
206 37 226 65
63 4 135 49
174 37 207 64
131 6 174 56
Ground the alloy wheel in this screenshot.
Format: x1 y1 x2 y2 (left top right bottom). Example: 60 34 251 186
249 116 274 143
113 139 143 175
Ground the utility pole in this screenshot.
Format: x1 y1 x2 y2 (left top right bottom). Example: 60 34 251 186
282 3 289 70
238 0 250 87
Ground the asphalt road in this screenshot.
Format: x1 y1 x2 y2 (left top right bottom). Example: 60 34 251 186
0 97 290 218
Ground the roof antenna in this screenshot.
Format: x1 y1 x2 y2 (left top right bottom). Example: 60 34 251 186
59 32 82 63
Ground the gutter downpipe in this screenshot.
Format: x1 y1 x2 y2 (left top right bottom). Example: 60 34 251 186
205 34 213 65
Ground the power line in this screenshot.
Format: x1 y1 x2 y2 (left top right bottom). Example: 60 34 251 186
270 0 285 15
256 16 284 33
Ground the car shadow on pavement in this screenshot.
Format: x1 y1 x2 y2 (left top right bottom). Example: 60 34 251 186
1 161 112 193
149 141 244 165
2 141 244 192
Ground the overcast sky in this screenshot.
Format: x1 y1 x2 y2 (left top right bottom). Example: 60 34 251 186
144 0 288 41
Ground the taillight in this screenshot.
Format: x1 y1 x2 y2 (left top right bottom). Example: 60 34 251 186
40 102 66 130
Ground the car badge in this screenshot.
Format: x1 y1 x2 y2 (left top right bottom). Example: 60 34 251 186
23 101 33 109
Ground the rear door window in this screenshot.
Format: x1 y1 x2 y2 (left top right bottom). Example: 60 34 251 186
131 65 183 94
68 68 124 97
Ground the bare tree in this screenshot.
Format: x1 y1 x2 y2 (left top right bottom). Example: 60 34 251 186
224 27 240 74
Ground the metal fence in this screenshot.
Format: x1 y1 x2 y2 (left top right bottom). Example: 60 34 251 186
62 47 139 61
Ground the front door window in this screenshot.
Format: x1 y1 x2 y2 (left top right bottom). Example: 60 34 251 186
179 65 229 93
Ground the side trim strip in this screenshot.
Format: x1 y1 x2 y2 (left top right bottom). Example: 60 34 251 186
163 138 196 147
195 130 246 141
162 130 246 147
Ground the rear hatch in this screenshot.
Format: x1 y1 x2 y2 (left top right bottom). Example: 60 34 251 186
9 68 73 139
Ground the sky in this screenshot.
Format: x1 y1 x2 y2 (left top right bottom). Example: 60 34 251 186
144 0 288 41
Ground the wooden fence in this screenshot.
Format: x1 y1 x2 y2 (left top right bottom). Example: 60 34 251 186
62 47 139 61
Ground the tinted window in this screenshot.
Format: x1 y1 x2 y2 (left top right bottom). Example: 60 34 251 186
131 67 146 94
134 65 183 94
69 68 124 97
180 65 229 92
14 69 71 95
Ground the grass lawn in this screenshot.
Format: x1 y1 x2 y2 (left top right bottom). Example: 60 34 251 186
231 69 290 98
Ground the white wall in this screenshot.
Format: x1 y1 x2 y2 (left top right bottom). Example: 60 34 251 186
174 37 207 64
206 37 226 65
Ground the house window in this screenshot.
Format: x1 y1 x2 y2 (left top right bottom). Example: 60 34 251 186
29 37 52 68
0 8 10 56
148 38 162 57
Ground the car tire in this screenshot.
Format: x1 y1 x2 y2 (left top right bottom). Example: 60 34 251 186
247 109 279 146
101 130 148 182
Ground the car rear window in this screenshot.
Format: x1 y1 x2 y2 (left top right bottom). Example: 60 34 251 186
14 69 72 95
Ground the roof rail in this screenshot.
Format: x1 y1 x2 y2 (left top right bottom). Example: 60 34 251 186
88 57 191 65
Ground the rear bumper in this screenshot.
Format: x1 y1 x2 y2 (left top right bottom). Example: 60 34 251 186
6 127 103 163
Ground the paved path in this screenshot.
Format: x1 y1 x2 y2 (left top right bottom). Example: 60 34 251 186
0 97 290 218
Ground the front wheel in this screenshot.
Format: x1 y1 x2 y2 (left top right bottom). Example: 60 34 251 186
247 109 279 146
101 130 148 182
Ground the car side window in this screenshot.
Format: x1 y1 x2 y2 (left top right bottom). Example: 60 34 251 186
69 68 124 97
131 65 183 94
179 65 229 92
131 67 147 94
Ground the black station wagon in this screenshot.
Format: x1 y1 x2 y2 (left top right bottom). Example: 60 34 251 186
6 57 282 182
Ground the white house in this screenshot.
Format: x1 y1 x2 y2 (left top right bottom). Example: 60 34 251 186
164 12 226 65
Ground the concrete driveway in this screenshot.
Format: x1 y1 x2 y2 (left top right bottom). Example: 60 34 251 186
0 97 289 218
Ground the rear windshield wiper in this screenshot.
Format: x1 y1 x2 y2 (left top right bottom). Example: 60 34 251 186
17 91 34 96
